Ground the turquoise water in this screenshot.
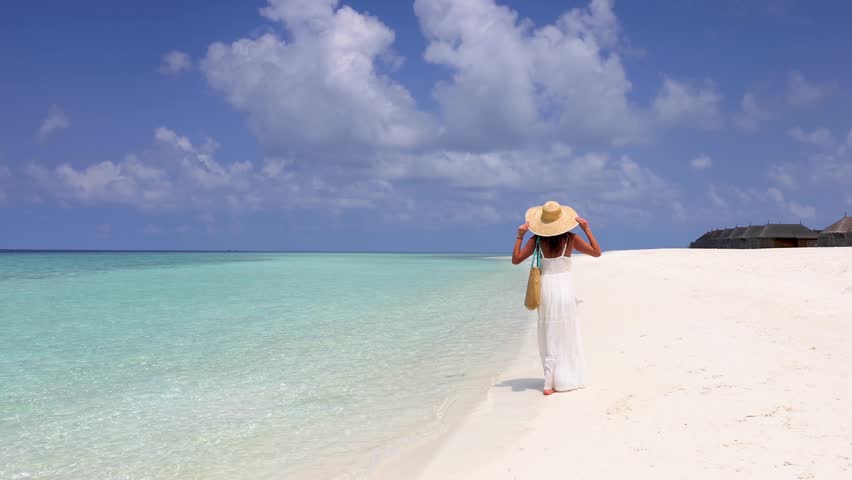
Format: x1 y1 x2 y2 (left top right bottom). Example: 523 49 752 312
0 253 528 479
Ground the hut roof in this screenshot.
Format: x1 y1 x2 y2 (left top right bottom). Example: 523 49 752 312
716 228 735 239
756 223 818 239
707 230 724 239
729 227 748 238
821 215 852 234
741 225 765 238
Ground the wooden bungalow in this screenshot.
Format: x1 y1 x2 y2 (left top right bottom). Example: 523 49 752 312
742 225 766 249
697 228 724 248
753 224 818 248
688 220 837 250
711 228 732 248
725 227 747 249
716 228 737 249
689 230 715 249
817 215 852 247
691 229 721 248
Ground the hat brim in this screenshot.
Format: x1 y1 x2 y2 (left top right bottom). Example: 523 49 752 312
525 205 579 237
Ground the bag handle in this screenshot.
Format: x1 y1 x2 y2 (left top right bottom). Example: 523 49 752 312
531 236 541 268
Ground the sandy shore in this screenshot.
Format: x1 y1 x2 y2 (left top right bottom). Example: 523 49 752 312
396 248 852 479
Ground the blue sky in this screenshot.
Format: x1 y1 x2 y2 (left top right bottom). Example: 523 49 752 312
1 0 850 252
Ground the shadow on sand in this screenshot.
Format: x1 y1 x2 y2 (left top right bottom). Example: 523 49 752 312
494 378 544 393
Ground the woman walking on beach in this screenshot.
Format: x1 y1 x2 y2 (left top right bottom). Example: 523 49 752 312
512 201 602 395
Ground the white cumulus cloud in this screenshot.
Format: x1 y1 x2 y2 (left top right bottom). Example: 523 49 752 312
769 126 852 196
787 71 832 108
768 163 797 190
708 183 817 223
200 0 727 157
789 126 834 148
788 201 816 219
38 105 70 140
26 127 260 211
414 0 645 148
201 0 433 153
160 50 193 75
691 154 713 170
652 77 722 129
26 0 720 228
733 92 772 131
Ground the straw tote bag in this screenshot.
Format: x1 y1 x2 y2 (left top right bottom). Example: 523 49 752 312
524 237 542 310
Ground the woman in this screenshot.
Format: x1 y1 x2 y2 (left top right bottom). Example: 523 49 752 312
512 201 602 395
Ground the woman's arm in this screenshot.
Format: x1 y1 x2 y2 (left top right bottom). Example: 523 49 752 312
572 217 602 257
512 222 537 265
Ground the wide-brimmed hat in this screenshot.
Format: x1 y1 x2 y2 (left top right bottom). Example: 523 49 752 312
525 200 579 237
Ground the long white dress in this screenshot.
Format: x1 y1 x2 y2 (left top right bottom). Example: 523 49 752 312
537 239 586 391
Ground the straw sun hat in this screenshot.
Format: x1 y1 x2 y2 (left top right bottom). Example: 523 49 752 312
525 200 579 237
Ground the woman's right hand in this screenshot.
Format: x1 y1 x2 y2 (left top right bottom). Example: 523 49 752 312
517 221 530 237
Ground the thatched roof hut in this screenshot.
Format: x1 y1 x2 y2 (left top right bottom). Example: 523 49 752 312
693 229 724 248
741 225 765 237
818 215 852 247
726 227 748 249
741 225 766 249
716 228 738 249
688 221 834 249
754 224 818 248
689 230 716 248
708 228 731 248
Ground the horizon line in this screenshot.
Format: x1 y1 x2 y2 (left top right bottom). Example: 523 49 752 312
0 248 517 255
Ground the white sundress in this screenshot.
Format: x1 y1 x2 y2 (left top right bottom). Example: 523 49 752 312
537 239 586 392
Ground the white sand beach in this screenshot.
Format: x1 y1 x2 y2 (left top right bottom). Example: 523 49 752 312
388 248 852 479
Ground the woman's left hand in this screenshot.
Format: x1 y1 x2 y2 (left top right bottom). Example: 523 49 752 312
576 216 590 231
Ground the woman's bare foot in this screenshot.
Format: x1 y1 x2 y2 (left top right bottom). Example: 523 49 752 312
543 388 555 395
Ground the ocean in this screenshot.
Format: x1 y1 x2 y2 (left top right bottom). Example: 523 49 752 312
0 252 529 479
